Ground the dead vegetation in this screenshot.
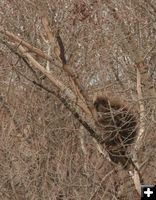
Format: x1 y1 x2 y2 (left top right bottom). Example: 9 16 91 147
0 0 156 199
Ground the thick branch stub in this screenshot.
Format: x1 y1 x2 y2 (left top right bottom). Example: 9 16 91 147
56 30 66 65
135 65 145 150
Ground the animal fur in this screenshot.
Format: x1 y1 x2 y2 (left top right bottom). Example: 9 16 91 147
94 96 137 169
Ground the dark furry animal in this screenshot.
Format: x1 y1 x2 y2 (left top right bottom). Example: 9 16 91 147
94 96 137 169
